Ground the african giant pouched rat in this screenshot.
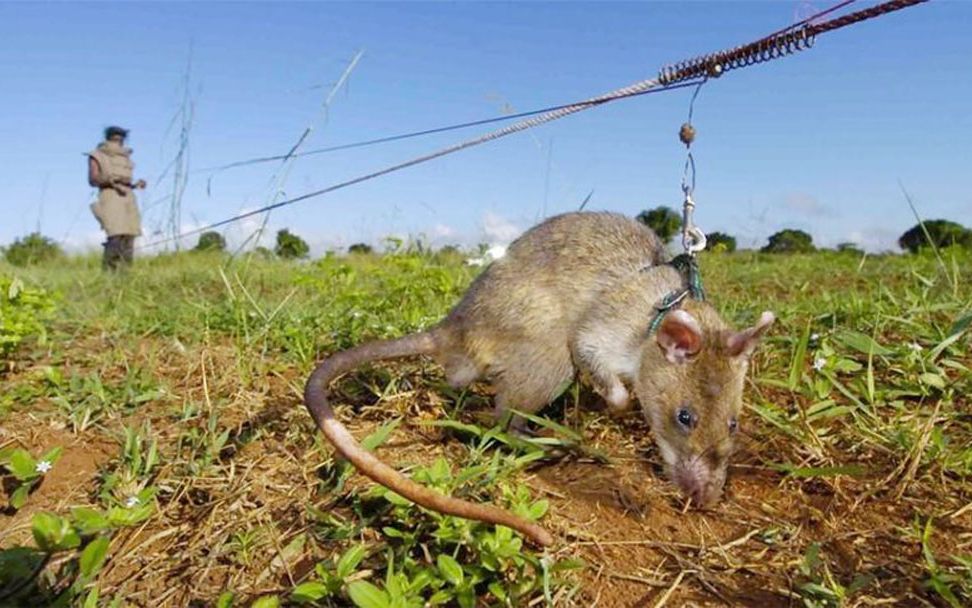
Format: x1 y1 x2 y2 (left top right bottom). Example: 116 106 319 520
304 211 774 547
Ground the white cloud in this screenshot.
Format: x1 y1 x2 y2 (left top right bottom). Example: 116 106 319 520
481 211 521 244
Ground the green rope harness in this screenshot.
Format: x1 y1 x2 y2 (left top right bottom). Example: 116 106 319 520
647 253 706 335
668 253 706 302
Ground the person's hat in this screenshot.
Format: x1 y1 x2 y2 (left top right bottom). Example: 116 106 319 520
104 125 129 140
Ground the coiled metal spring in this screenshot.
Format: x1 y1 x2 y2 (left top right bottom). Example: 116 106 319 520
659 26 815 85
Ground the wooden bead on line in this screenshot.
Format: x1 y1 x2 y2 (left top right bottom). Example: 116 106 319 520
679 123 696 146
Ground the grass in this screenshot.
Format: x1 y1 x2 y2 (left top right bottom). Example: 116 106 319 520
0 245 970 606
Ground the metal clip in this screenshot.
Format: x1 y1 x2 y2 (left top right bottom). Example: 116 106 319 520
678 79 707 256
681 192 707 254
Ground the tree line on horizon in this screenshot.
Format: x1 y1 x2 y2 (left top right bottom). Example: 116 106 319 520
3 209 971 267
634 205 972 255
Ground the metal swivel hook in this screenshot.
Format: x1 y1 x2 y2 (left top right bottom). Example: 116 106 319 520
678 79 707 256
681 192 707 255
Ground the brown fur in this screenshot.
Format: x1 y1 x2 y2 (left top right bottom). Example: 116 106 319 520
304 211 773 546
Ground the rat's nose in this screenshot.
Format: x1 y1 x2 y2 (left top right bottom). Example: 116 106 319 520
690 488 705 505
673 458 726 507
692 484 722 508
677 475 718 507
674 469 704 504
676 478 706 506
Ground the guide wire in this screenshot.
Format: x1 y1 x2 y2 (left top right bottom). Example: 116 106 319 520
141 0 931 251
139 78 705 250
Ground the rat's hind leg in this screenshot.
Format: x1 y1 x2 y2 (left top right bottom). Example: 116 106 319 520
491 346 575 432
442 352 481 389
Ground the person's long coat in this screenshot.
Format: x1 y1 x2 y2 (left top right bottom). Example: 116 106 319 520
88 142 142 237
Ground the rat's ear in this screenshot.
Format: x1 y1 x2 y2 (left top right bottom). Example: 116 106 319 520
657 309 703 364
726 311 775 357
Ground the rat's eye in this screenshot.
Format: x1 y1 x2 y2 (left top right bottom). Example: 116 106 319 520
676 408 695 430
729 418 739 434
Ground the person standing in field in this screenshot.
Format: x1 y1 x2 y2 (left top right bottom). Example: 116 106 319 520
87 126 146 270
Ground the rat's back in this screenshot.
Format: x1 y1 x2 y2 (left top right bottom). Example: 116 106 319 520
456 211 667 323
443 211 667 384
513 211 665 268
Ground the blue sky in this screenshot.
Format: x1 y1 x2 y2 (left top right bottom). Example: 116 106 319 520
1 1 969 254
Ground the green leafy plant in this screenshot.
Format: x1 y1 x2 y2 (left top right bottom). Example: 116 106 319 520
225 527 267 567
174 405 231 475
0 446 62 510
899 219 972 254
98 423 159 513
761 228 815 253
0 277 55 362
60 423 162 541
297 448 580 607
836 242 863 255
49 368 163 433
920 518 971 607
348 243 374 255
635 206 681 243
706 231 737 253
194 231 227 252
0 510 116 606
2 232 64 266
795 542 872 607
253 245 275 259
290 543 369 603
275 228 310 259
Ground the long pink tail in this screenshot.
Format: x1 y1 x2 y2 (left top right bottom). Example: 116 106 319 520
303 331 554 547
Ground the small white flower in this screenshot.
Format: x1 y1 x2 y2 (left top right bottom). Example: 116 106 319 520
909 342 923 352
35 460 53 474
125 496 140 508
810 333 820 342
813 357 827 371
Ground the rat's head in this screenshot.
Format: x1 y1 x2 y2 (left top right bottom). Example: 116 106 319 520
636 302 774 507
